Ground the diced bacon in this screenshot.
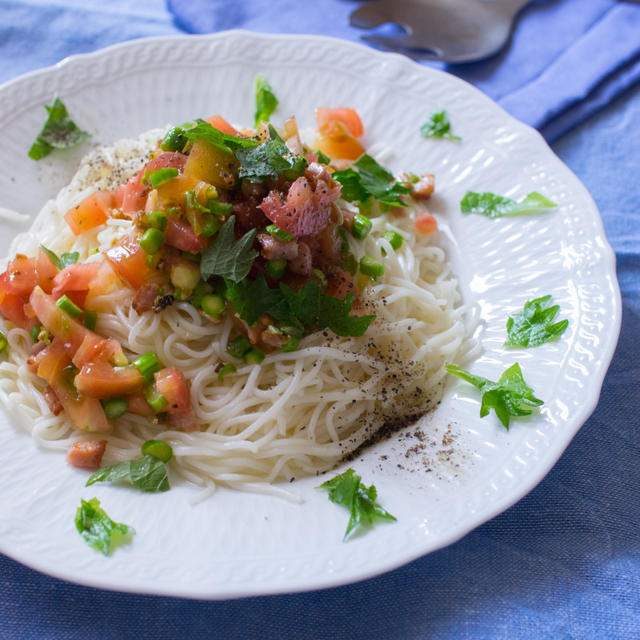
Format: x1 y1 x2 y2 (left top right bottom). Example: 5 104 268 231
66 440 107 470
260 329 288 348
288 241 312 276
43 384 63 416
411 173 435 200
303 224 342 268
326 269 357 300
257 234 299 261
132 282 160 314
232 314 263 345
305 161 332 183
166 409 198 432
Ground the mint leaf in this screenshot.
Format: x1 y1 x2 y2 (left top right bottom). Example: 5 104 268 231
200 215 258 283
183 119 259 155
333 154 410 207
319 468 396 540
460 191 557 219
505 295 569 348
420 110 460 141
29 97 90 160
86 454 170 492
40 245 79 270
315 150 331 165
225 274 289 326
446 362 543 429
254 75 279 127
75 497 134 555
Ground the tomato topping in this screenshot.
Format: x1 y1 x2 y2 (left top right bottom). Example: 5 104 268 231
205 114 238 136
315 107 364 138
0 276 35 331
414 212 438 235
104 237 152 290
75 360 144 398
313 121 365 161
4 255 38 297
155 367 190 413
164 217 209 253
36 248 59 294
64 191 113 235
126 392 155 417
51 262 100 304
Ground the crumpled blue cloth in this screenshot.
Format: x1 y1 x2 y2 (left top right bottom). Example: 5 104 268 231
167 0 640 141
1 1 639 638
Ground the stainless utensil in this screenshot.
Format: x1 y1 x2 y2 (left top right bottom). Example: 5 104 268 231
350 0 531 63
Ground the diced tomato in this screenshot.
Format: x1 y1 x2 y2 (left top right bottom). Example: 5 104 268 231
0 278 35 331
164 217 209 253
205 114 238 136
4 255 38 297
126 392 155 417
315 107 364 138
104 237 152 290
75 360 144 398
112 184 126 209
72 334 126 369
36 248 59 294
51 262 100 303
155 367 190 413
313 121 365 161
414 212 438 234
64 191 113 235
121 152 188 215
326 269 357 300
66 440 107 469
84 261 118 305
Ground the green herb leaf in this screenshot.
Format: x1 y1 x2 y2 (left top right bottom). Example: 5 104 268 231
40 245 79 270
75 497 134 555
145 167 179 188
254 75 279 127
420 110 460 141
319 468 396 540
225 274 289 326
200 215 258 283
315 150 331 165
460 191 557 219
505 295 569 348
29 97 90 160
446 362 543 429
333 154 410 207
86 454 170 492
183 119 259 155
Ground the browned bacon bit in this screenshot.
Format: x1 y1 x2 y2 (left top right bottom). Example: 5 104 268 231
132 282 160 314
166 410 198 432
43 384 63 416
66 439 107 470
304 161 332 183
232 313 263 345
411 173 435 200
260 329 288 348
257 233 299 261
326 269 357 300
153 294 174 313
288 242 312 276
303 225 342 269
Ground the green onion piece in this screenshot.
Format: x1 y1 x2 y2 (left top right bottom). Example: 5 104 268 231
217 363 237 381
312 268 328 288
382 230 404 251
281 336 300 352
185 189 209 214
201 294 225 317
190 281 213 309
160 126 188 152
315 150 331 165
208 200 232 217
359 255 385 279
167 206 181 217
143 210 168 231
30 325 41 343
352 213 372 239
141 439 173 462
244 348 265 365
132 352 161 382
147 167 178 189
140 228 165 255
83 310 97 331
0 331 7 353
227 336 252 359
56 294 83 318
143 384 168 412
201 214 221 237
265 224 295 242
340 252 358 276
266 259 287 280
102 397 128 419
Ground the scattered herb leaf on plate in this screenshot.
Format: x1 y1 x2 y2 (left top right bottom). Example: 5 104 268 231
40 245 79 270
75 497 134 555
420 110 461 141
505 295 569 348
460 191 557 219
319 468 396 540
254 75 279 127
86 454 170 492
446 362 543 429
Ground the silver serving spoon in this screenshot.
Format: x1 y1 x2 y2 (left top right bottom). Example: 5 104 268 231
350 0 531 63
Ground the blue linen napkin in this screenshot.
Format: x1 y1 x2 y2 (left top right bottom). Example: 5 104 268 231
167 0 640 141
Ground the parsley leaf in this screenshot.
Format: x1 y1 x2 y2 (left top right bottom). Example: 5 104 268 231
40 245 79 270
254 75 279 127
319 468 396 540
225 274 289 326
75 497 134 555
420 110 460 141
200 215 258 283
446 363 543 429
315 150 331 165
86 454 170 492
333 154 410 207
183 119 259 155
460 191 557 219
505 295 569 348
28 97 90 160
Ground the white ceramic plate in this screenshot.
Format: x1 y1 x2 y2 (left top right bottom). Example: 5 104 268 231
0 32 620 598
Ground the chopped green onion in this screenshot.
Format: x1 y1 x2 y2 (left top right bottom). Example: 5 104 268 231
190 281 213 309
315 150 331 165
0 331 8 353
140 228 165 255
132 352 161 382
185 189 209 214
160 126 188 152
201 294 225 317
146 167 178 189
266 259 287 279
227 336 252 359
200 213 221 237
281 336 300 352
382 230 403 251
141 439 173 462
359 255 385 279
265 224 295 242
83 310 97 331
102 397 128 419
56 294 83 318
244 348 265 365
352 213 372 239
143 210 168 231
30 325 41 343
217 363 237 381
312 268 328 288
170 262 200 292
340 252 358 276
208 200 232 217
143 384 168 412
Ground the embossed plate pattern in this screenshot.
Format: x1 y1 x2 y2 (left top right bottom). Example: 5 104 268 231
0 32 621 598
